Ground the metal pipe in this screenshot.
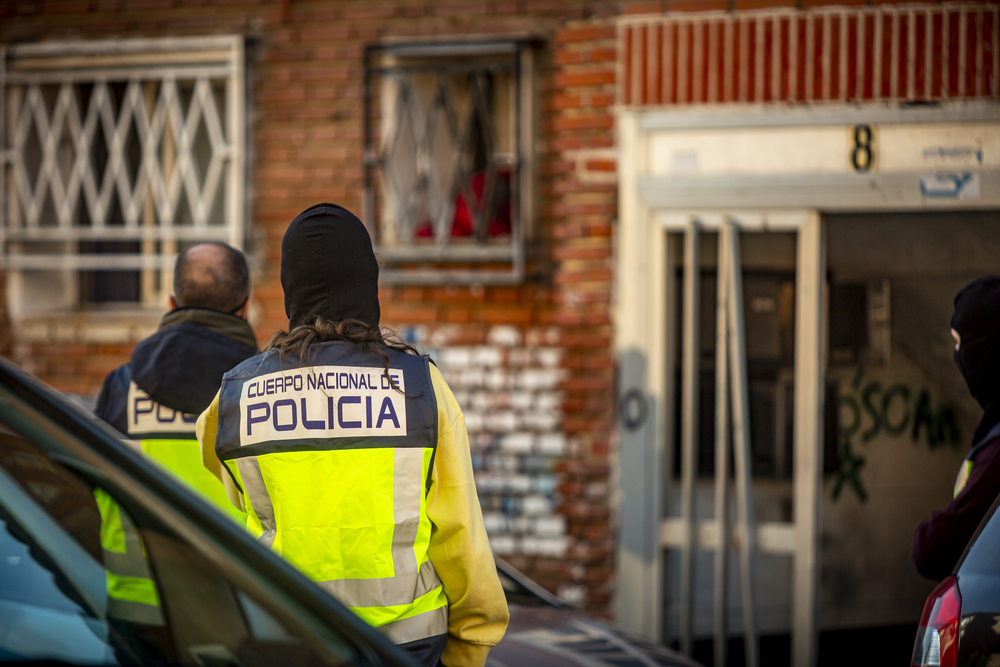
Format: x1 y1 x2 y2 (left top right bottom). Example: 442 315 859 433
725 220 759 667
793 212 825 667
713 225 731 667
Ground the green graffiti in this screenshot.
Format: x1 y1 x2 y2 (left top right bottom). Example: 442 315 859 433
832 439 867 502
834 371 962 503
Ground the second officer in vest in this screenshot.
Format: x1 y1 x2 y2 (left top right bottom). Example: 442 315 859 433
198 203 508 667
96 242 257 523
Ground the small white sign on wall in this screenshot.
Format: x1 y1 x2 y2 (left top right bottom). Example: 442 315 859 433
919 172 981 200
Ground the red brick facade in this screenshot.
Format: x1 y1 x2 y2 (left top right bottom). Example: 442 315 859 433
1 0 991 615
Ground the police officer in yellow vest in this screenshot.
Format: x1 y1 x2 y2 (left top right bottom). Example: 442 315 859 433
95 242 257 524
198 204 509 667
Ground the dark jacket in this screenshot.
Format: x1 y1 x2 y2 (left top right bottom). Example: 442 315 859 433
96 308 258 435
912 421 1000 581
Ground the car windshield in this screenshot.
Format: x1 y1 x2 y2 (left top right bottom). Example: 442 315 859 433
958 498 1000 576
0 418 355 666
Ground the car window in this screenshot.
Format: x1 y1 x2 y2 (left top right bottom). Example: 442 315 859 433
959 498 1000 575
0 427 356 666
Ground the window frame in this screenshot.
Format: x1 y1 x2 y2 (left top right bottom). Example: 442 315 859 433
0 36 246 324
362 39 537 286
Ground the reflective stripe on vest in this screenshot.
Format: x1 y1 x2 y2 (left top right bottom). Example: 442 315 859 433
954 459 974 498
217 343 447 641
93 489 164 627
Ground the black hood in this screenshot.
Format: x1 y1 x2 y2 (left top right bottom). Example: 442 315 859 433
281 203 380 330
952 275 1000 408
952 275 1000 444
130 308 258 415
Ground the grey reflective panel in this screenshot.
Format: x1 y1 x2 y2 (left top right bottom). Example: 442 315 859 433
216 343 437 462
377 606 449 645
236 457 276 548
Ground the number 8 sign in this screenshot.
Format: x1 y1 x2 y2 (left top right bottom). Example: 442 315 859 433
851 124 875 172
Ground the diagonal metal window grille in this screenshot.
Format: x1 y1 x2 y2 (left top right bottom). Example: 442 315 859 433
1 36 244 306
363 41 533 285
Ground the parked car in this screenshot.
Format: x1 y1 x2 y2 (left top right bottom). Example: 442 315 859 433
912 492 1000 667
0 354 693 666
493 558 702 667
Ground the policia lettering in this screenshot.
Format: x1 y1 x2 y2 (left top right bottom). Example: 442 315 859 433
241 366 405 446
117 381 245 524
216 343 447 646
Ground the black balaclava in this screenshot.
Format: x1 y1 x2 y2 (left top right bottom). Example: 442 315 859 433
952 275 1000 443
281 203 380 330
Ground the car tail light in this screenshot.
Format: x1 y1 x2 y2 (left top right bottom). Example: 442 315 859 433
912 576 962 667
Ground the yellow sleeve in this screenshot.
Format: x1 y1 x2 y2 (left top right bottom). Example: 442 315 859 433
426 364 509 667
196 391 244 511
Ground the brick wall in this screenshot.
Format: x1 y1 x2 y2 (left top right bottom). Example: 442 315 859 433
0 0 621 613
2 0 971 616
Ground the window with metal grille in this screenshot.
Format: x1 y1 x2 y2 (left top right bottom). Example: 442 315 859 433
0 37 245 318
363 41 535 285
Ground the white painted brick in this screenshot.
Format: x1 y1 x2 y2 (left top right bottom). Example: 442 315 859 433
587 481 610 499
537 536 570 558
490 534 516 556
518 536 540 555
557 583 586 607
469 392 491 411
464 411 484 433
487 325 521 347
518 536 566 557
523 412 560 431
472 434 496 450
522 326 561 346
506 475 532 494
508 391 533 411
485 411 517 432
488 392 512 410
485 369 510 391
440 347 472 368
521 456 556 473
536 433 567 456
510 516 530 534
530 475 558 495
534 347 562 368
534 393 561 411
472 346 503 366
516 369 562 391
521 494 554 516
485 455 519 472
483 512 507 535
499 433 533 454
428 325 461 347
507 349 532 366
474 473 501 493
532 516 567 537
458 368 486 388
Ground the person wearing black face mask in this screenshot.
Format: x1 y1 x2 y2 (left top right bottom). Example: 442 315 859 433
913 275 1000 581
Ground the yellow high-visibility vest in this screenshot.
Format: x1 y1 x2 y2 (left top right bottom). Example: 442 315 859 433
216 342 448 645
93 489 164 627
125 381 246 525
